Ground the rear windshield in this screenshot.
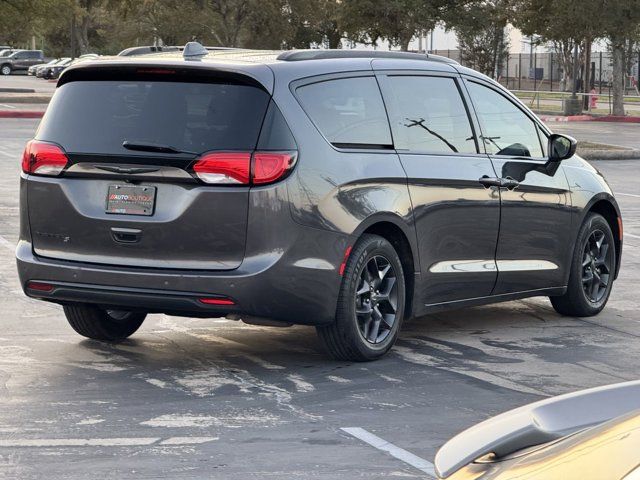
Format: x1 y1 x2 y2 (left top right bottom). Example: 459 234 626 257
37 80 270 155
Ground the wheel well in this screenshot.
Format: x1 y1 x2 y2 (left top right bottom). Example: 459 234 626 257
588 200 621 276
363 222 415 318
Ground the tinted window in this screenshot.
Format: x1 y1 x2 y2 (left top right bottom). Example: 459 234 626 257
297 77 392 147
467 82 543 158
37 80 270 155
385 76 476 154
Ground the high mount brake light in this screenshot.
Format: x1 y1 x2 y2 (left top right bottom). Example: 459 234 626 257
21 140 68 176
192 151 297 185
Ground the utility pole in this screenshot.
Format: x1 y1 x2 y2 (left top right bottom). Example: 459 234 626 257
572 42 579 97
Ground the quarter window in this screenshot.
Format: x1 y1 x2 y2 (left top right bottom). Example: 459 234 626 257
296 77 392 148
385 76 476 154
467 81 543 158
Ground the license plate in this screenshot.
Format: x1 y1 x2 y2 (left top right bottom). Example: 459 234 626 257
106 185 156 216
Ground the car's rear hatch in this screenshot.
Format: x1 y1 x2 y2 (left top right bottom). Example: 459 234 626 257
26 65 273 270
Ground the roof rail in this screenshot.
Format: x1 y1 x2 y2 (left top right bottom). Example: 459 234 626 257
277 49 459 65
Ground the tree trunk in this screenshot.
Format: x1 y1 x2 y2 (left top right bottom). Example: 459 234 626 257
612 42 625 116
583 39 592 110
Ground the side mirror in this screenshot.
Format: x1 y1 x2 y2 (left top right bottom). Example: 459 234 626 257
548 134 577 161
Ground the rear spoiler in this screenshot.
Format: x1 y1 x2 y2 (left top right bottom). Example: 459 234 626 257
435 380 640 478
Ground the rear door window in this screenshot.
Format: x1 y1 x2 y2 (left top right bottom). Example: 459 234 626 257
296 76 392 148
383 75 477 154
37 80 271 155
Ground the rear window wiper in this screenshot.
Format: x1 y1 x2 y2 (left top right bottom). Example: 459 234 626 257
122 140 197 156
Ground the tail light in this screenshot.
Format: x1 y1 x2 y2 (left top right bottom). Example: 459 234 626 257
252 152 297 184
22 140 68 176
193 151 296 185
193 152 251 184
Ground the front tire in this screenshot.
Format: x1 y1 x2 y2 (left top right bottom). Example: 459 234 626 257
1 65 11 76
63 304 146 341
551 213 616 316
317 234 406 361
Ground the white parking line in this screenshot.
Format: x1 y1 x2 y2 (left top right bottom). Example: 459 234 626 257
618 193 640 198
626 233 640 240
0 436 217 448
341 427 436 478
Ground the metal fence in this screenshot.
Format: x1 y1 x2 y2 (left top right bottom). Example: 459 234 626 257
429 49 640 95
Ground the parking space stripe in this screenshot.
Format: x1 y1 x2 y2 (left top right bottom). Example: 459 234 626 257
0 436 218 448
341 427 436 478
626 233 640 240
618 193 640 198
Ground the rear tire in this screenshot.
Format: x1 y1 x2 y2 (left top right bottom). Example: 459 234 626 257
1 65 11 76
550 213 616 317
63 304 146 341
317 234 406 361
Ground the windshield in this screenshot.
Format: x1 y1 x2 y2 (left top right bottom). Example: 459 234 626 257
37 80 271 156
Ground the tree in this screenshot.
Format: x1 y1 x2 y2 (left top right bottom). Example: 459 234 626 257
340 0 444 51
601 0 640 116
449 0 513 78
0 0 39 47
513 0 602 94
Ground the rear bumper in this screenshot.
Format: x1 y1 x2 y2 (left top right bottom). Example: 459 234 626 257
16 234 347 326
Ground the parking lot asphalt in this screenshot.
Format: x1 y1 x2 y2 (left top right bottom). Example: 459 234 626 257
0 74 57 94
1 118 640 479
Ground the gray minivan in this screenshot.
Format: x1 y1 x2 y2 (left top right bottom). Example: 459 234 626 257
17 44 622 361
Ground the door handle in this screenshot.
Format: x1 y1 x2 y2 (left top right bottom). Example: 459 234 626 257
478 176 503 188
501 177 520 191
478 176 520 190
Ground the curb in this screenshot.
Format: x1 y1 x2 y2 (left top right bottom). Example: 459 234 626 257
0 88 36 93
580 149 640 160
0 111 45 118
540 114 640 123
0 95 51 104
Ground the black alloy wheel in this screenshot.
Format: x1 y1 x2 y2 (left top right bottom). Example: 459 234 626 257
317 234 406 361
551 213 616 317
355 255 399 344
581 229 612 303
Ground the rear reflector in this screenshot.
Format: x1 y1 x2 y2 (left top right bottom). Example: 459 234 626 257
253 152 296 184
199 297 235 306
21 140 68 176
193 152 251 184
26 281 54 292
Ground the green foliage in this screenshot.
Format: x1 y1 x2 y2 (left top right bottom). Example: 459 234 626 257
450 0 512 77
340 0 443 51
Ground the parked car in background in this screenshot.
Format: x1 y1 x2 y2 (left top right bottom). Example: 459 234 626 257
29 58 59 76
0 47 14 56
118 45 179 56
47 54 98 80
39 57 71 79
435 381 640 479
18 44 622 360
1 50 45 75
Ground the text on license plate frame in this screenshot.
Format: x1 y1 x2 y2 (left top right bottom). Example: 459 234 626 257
105 185 156 216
